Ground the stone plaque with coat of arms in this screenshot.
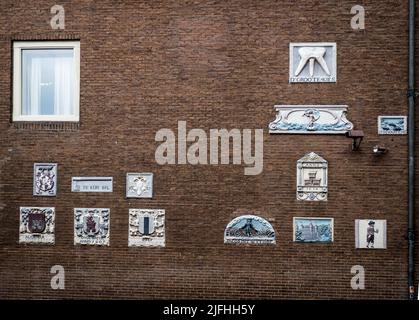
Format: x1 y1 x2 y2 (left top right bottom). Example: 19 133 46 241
33 163 57 196
128 209 165 247
19 207 55 244
74 208 110 246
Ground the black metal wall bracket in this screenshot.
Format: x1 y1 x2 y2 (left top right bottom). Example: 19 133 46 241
407 89 419 98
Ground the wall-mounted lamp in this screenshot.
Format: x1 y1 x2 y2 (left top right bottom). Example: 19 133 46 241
373 145 388 155
345 130 364 151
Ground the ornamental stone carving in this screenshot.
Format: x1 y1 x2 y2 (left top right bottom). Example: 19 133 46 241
128 209 165 247
19 207 55 244
126 173 153 198
33 163 57 196
297 152 328 201
224 215 276 245
269 105 353 134
290 42 337 83
74 208 110 246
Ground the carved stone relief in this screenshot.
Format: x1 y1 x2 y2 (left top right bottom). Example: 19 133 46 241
33 163 57 196
19 207 55 244
290 42 337 83
128 209 165 247
297 152 328 201
74 208 110 246
269 105 353 134
126 173 153 198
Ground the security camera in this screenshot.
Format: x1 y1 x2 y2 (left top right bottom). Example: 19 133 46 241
373 145 388 155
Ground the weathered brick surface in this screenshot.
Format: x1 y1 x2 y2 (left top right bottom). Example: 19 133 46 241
0 0 417 299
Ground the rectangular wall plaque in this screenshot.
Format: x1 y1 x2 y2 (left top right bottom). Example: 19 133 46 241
128 209 165 247
126 173 153 198
74 208 110 246
33 163 57 196
293 217 334 243
355 219 387 249
71 177 113 192
297 152 328 201
378 116 407 135
269 105 353 134
19 207 55 244
290 42 337 83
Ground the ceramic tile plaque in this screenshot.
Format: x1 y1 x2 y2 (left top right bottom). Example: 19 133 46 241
128 209 165 247
19 207 55 244
378 116 407 135
290 42 337 83
126 173 153 198
269 105 353 134
71 177 113 192
355 219 387 249
33 163 57 196
293 217 334 243
224 215 276 245
74 208 110 246
297 152 328 201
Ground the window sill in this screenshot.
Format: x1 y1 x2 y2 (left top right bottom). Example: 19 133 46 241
12 121 80 131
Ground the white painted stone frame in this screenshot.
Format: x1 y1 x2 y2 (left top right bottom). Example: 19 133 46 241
289 42 337 83
13 41 80 122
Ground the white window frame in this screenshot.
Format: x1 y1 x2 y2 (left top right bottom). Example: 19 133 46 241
13 41 80 122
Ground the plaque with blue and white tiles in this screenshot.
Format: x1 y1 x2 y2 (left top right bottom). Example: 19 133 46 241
378 116 407 135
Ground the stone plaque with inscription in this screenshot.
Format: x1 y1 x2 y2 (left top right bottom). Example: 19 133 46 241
297 152 328 201
71 177 113 192
290 42 337 83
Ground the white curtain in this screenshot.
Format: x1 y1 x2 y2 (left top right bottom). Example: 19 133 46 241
27 58 42 115
53 56 74 115
23 51 74 116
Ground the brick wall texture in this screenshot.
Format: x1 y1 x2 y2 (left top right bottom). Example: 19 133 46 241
0 0 418 299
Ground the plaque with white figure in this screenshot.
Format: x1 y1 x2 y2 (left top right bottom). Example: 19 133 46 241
290 42 337 83
126 173 153 198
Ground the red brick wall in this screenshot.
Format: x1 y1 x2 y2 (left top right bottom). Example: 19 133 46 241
0 0 417 299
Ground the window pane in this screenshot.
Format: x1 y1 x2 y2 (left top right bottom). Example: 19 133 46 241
22 49 74 116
